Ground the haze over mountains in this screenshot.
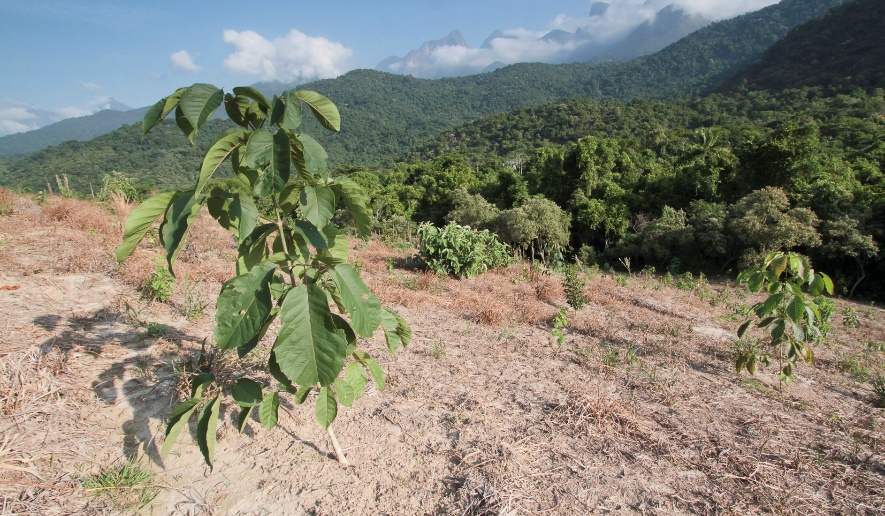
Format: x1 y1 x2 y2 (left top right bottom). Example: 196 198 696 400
376 2 711 79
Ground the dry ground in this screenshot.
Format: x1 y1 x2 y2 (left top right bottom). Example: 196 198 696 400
1 193 883 515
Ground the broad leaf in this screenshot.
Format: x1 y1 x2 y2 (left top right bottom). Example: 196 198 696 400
244 129 274 169
771 318 786 340
196 396 221 468
334 379 355 408
296 90 340 132
259 392 280 430
273 284 347 388
233 86 271 112
268 350 296 392
196 129 249 196
755 293 783 318
224 93 251 127
380 308 411 352
345 362 367 400
785 295 805 323
237 406 253 433
330 264 382 337
214 261 277 350
143 88 186 139
237 223 276 274
316 226 349 265
270 91 302 131
207 191 259 244
237 307 278 358
331 179 373 238
291 133 328 179
737 320 751 339
315 386 338 428
299 186 335 229
174 105 196 141
115 191 178 262
180 83 223 134
354 351 386 391
160 398 200 459
232 378 263 407
159 190 203 274
331 314 358 354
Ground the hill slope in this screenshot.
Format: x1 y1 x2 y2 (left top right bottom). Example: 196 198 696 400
723 0 885 92
0 0 843 192
0 108 146 157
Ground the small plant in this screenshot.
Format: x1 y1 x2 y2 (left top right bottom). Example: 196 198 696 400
815 296 836 341
616 275 629 287
675 271 694 290
563 264 588 310
143 259 174 303
0 187 14 216
417 222 511 278
179 277 209 321
430 340 447 359
55 174 74 198
602 346 621 367
836 352 870 382
99 171 141 203
843 306 861 329
867 341 885 352
144 322 168 339
117 83 410 469
80 459 157 510
871 374 885 408
640 265 656 279
661 271 674 284
735 252 834 382
551 309 568 349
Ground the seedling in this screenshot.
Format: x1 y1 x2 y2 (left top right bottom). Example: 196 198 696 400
117 84 410 468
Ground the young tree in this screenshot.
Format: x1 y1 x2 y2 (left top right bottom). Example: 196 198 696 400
117 84 410 468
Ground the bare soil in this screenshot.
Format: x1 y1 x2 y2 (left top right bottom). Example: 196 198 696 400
1 194 883 515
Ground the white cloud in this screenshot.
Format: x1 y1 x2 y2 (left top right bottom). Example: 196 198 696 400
80 81 104 91
0 107 40 136
674 0 779 20
0 97 126 136
223 29 353 82
170 50 201 73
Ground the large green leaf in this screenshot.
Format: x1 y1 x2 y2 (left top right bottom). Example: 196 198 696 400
224 93 251 127
231 378 263 407
268 350 296 392
270 91 302 131
259 392 280 430
214 261 277 350
115 191 178 263
296 90 340 132
353 350 385 391
380 308 411 352
237 307 278 358
345 362 367 400
299 185 335 229
333 379 355 408
244 129 273 169
332 179 373 238
273 284 347 389
247 129 290 196
159 190 203 274
317 226 349 266
174 105 196 141
291 133 328 179
196 129 249 196
196 396 221 468
142 87 186 139
329 264 382 337
237 406 253 433
160 398 201 459
207 191 259 245
180 83 223 134
237 224 276 275
315 386 338 428
785 295 805 323
233 86 271 112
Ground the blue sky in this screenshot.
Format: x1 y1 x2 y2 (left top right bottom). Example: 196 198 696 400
0 0 777 135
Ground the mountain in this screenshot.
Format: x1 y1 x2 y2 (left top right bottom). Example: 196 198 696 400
376 31 471 78
0 0 845 192
376 4 711 79
722 0 883 93
0 106 146 157
595 5 710 61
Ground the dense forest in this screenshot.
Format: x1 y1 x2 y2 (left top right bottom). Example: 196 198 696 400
0 0 841 186
0 0 881 298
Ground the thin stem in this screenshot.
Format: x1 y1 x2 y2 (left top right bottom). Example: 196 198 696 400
273 197 299 285
327 425 350 467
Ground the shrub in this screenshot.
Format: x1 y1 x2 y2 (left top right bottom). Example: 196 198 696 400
563 264 588 310
417 222 511 278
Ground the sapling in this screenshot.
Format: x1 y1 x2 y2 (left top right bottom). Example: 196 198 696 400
117 83 410 468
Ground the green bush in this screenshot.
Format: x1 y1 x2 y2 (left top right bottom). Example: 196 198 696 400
417 222 510 278
563 264 588 310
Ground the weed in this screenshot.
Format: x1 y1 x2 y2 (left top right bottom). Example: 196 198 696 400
624 344 640 366
661 271 674 285
616 275 629 287
144 322 169 339
871 374 885 408
843 306 861 329
430 341 447 359
0 188 14 216
563 264 588 310
143 259 174 303
602 346 621 367
816 296 836 341
80 459 157 510
675 271 695 290
836 352 871 382
179 278 209 321
385 257 395 272
867 341 885 353
551 310 568 350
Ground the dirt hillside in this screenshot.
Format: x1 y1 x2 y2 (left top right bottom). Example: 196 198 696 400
1 194 883 514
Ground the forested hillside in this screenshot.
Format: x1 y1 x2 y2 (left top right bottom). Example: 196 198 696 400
0 0 842 191
723 0 884 92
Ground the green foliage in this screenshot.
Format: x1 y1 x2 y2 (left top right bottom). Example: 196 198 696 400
842 306 861 329
80 459 157 510
735 251 834 381
144 258 174 303
871 374 885 408
563 264 588 310
551 309 568 349
98 171 141 203
118 84 410 468
417 222 511 278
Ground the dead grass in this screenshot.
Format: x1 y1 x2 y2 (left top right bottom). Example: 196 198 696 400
0 188 13 216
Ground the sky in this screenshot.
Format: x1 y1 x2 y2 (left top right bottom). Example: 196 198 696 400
0 0 778 136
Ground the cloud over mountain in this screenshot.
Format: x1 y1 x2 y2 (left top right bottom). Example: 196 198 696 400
223 29 353 82
377 0 778 78
0 97 132 137
170 50 201 73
